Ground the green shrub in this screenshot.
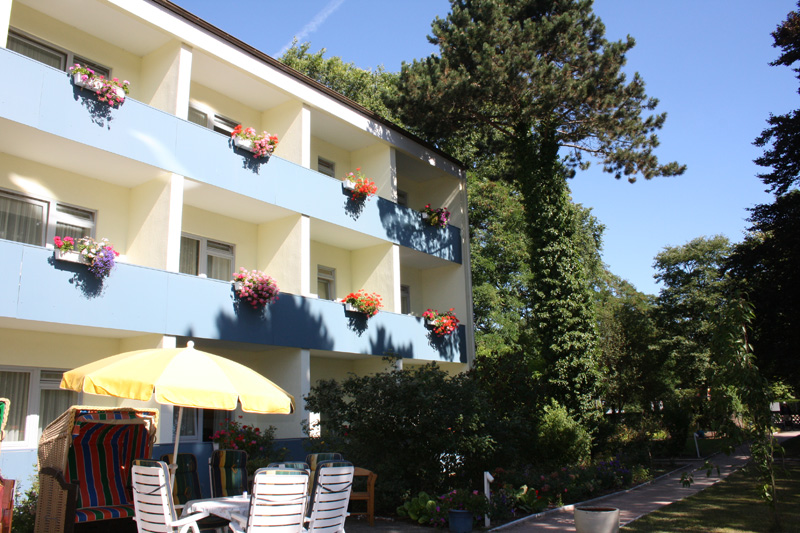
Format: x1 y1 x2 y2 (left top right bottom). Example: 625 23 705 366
12 478 37 533
535 400 591 469
396 492 439 525
304 362 495 513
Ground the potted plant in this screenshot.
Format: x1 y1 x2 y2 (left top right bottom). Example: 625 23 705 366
69 64 130 106
77 237 119 278
422 308 460 336
437 489 488 533
210 416 285 477
422 204 451 228
342 290 383 317
231 125 279 158
342 169 377 201
53 236 84 263
233 268 280 309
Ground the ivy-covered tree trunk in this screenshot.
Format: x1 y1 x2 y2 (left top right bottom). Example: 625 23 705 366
514 125 599 415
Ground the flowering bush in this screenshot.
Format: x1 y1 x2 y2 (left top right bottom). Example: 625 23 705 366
53 236 76 252
69 64 130 106
423 308 460 336
211 416 280 472
343 168 377 201
233 268 280 308
343 290 383 317
231 125 279 158
422 204 451 228
61 237 119 278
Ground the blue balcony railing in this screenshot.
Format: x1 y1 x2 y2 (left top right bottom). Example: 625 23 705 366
0 48 461 263
0 240 467 363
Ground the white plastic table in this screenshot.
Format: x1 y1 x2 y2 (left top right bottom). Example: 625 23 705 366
182 494 249 521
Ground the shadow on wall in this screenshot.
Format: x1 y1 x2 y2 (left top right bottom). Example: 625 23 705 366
377 201 459 263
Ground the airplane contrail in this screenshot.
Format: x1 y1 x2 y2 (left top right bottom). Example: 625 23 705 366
275 0 346 57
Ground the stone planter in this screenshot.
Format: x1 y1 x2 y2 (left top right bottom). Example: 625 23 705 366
574 507 619 533
54 249 87 264
447 510 473 533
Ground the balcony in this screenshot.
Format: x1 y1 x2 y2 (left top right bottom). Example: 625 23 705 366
0 240 467 363
0 48 462 264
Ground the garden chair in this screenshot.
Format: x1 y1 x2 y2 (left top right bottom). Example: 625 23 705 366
348 467 377 526
209 449 248 497
304 461 354 533
267 462 310 474
131 460 210 533
228 467 310 533
160 453 203 506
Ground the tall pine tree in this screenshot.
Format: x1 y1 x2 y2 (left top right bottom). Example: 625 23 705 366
392 0 683 415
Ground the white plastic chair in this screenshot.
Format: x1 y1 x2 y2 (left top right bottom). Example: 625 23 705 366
304 461 354 533
131 460 210 533
229 468 310 533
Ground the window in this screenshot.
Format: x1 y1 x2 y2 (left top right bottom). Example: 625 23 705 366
318 157 336 178
0 368 78 447
6 30 110 78
179 234 234 281
397 190 409 207
401 285 411 315
174 407 198 440
317 266 336 300
188 104 239 135
0 189 95 246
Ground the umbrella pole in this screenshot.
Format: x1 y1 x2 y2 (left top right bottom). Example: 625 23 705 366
169 406 183 488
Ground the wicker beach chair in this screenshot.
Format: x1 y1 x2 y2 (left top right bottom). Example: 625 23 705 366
34 406 159 533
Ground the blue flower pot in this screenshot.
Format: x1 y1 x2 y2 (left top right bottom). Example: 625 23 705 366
448 509 473 533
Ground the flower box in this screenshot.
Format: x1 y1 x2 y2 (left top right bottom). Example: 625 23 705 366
72 72 126 100
344 302 361 313
342 180 356 191
233 136 255 153
54 249 88 264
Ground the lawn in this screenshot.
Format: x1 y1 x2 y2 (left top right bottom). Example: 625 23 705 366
623 438 800 532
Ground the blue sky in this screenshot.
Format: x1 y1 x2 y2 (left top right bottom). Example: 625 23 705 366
175 0 798 295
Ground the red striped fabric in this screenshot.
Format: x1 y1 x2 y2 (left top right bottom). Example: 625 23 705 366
65 421 152 509
74 504 135 523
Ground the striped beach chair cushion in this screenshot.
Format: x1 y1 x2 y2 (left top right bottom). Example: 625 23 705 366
210 449 248 497
65 419 151 523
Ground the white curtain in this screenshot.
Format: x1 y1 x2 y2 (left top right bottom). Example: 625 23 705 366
6 34 65 69
207 255 232 282
38 388 77 440
0 196 44 245
0 371 30 442
179 236 199 276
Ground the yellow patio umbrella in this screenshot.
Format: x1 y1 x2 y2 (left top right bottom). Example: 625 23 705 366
61 341 294 483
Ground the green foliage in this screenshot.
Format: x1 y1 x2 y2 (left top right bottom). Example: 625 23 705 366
753 5 800 196
726 191 800 394
278 40 399 122
303 363 494 512
396 492 439 525
535 400 591 470
12 475 38 533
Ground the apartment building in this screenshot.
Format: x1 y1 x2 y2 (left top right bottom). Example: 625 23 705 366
0 0 473 486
